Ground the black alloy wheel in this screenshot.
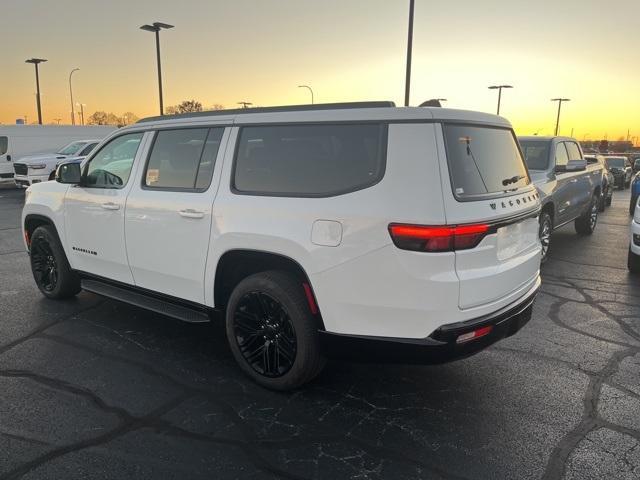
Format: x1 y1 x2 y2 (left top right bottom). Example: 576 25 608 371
31 237 58 292
232 291 297 378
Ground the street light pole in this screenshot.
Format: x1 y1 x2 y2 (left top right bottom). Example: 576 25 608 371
551 98 570 136
69 68 79 125
140 22 174 115
404 0 415 106
298 85 314 104
488 85 513 115
25 58 47 125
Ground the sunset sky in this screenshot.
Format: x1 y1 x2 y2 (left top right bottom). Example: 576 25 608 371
1 0 639 140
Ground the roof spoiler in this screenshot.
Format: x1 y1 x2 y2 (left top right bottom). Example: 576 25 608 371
419 99 443 107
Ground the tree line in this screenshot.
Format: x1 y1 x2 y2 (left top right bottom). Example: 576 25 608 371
86 100 224 126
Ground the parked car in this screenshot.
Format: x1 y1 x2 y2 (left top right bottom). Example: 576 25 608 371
632 158 640 174
630 172 640 215
585 154 613 211
0 125 115 181
519 136 603 262
605 156 632 189
628 198 640 273
13 139 101 187
23 102 542 390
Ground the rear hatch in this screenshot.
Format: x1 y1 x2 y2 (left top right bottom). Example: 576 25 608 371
438 123 541 309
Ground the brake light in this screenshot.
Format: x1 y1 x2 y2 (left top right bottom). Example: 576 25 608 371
388 223 490 252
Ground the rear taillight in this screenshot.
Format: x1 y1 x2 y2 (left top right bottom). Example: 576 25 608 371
388 223 490 252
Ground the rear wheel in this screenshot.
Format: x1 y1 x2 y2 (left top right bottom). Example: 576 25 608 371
29 225 81 299
575 195 598 235
539 212 553 263
606 192 612 206
628 248 640 274
225 271 325 390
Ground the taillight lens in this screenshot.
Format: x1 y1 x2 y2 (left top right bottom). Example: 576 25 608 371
389 223 490 252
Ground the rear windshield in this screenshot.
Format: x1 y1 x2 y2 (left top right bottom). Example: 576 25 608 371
606 157 626 168
519 140 551 170
443 124 530 199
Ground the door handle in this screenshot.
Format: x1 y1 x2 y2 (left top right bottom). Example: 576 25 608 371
101 202 120 210
178 209 204 219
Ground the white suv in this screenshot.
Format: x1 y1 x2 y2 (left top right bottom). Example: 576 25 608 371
22 102 542 390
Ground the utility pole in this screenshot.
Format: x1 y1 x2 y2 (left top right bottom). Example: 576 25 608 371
404 0 415 107
25 58 47 124
551 98 570 136
69 68 79 125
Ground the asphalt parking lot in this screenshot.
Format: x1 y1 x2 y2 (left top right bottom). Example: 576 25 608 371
1 184 639 480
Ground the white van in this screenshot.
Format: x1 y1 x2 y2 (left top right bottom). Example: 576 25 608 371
22 102 542 389
0 125 116 180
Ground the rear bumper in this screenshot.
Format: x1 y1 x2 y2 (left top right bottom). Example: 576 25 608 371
319 285 538 364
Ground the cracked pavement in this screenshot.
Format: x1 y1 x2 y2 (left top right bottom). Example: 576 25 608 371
1 184 639 479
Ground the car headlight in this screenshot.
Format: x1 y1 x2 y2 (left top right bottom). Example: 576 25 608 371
26 164 47 169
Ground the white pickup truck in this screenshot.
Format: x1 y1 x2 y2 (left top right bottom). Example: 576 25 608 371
22 102 541 389
13 139 101 187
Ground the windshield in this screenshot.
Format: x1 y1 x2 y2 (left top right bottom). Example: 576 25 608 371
443 124 530 199
606 157 626 168
519 140 551 170
57 141 87 155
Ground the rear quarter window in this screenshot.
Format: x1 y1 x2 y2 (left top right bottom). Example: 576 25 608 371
233 123 387 197
443 124 530 200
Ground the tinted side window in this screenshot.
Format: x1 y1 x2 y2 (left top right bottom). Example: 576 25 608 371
144 128 223 190
0 136 7 155
84 133 143 189
565 142 582 161
234 123 387 196
555 143 569 167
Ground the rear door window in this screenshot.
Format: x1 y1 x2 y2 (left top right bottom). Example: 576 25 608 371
443 124 529 199
520 140 550 170
565 142 582 161
233 123 387 196
0 136 7 155
144 128 224 190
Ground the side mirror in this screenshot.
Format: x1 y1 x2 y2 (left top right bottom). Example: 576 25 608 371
565 159 587 172
56 162 82 184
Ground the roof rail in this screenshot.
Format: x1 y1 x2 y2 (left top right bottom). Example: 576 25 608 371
136 101 396 123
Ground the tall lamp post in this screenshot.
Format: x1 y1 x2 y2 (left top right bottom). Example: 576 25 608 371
551 98 570 136
298 85 314 104
69 68 80 125
25 58 47 125
404 0 415 106
140 22 174 115
488 85 512 115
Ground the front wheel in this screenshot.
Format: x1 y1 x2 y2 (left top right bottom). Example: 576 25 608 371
539 212 553 263
225 271 325 390
29 225 81 299
628 248 640 274
575 196 598 235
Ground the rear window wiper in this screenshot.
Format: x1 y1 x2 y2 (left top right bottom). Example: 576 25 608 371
502 175 525 186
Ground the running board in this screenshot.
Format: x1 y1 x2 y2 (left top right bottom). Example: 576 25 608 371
81 279 211 323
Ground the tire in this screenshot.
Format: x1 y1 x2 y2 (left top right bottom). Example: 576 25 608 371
630 195 638 216
225 270 325 390
539 212 553 263
575 195 598 235
606 194 612 207
628 248 640 274
29 225 81 299
48 170 56 181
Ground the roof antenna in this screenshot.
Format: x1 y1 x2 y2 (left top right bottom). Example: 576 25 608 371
419 99 442 107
